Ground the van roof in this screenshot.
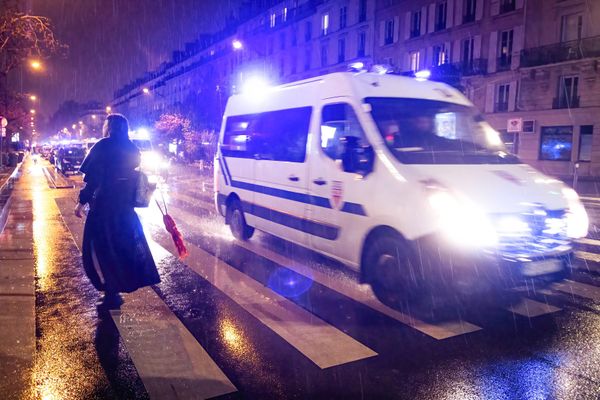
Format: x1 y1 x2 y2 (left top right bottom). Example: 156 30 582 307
225 72 472 116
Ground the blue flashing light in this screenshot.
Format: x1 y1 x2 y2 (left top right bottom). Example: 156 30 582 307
415 69 431 80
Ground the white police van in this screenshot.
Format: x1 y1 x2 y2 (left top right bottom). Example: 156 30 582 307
214 72 588 305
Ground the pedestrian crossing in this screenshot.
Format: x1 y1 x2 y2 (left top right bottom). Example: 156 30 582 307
53 179 600 399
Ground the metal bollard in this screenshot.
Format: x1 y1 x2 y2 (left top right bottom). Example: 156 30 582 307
572 162 579 191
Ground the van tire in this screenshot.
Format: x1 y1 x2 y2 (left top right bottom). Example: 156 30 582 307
227 200 254 241
365 234 419 307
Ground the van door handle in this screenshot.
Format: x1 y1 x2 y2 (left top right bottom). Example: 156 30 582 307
288 175 300 182
313 178 327 186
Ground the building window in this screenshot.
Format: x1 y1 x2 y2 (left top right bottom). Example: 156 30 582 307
305 48 311 71
500 0 516 14
540 126 573 161
279 59 285 77
555 76 579 109
463 0 476 23
561 14 583 42
322 13 330 36
435 1 448 31
384 19 394 45
498 29 513 71
268 38 274 55
291 29 297 47
305 21 312 42
579 125 593 161
338 38 346 63
358 31 366 57
495 83 510 112
283 7 288 22
432 44 448 66
321 43 328 66
340 6 348 29
359 0 367 23
280 32 286 51
270 12 276 28
291 55 297 75
409 51 420 71
411 10 421 38
499 130 519 154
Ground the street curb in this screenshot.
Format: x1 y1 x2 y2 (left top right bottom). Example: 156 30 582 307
0 163 22 234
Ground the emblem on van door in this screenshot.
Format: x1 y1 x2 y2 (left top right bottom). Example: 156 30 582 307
331 181 344 210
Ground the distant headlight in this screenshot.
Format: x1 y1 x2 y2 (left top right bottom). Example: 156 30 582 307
427 188 497 248
141 151 160 166
562 187 588 238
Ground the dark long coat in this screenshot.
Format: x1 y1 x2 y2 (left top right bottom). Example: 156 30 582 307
79 137 160 293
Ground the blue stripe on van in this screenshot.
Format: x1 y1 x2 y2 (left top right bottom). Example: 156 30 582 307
242 201 339 240
221 156 232 184
220 156 367 217
219 157 230 186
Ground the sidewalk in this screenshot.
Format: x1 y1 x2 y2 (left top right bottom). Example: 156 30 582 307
0 160 35 398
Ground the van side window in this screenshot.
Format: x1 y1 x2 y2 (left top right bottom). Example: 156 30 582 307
320 103 367 160
222 114 256 158
222 107 312 162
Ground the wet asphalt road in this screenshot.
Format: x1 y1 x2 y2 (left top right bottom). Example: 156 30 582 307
5 158 600 399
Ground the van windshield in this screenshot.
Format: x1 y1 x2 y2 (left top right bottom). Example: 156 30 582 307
366 97 521 165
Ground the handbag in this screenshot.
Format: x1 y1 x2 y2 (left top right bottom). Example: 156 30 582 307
133 170 155 208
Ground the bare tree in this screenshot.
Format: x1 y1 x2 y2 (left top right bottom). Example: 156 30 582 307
0 2 66 77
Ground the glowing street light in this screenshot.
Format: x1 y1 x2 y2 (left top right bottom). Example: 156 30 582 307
142 87 150 94
30 109 36 114
29 60 42 70
29 95 37 101
78 121 83 125
72 124 76 129
91 114 97 119
106 106 112 113
232 39 243 50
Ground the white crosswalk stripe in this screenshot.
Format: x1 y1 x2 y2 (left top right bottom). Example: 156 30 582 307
507 298 561 318
55 197 238 399
145 225 378 369
550 280 600 302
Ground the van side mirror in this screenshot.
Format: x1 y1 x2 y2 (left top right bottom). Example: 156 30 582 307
341 136 374 176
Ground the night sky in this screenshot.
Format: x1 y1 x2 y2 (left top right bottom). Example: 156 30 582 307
24 0 242 116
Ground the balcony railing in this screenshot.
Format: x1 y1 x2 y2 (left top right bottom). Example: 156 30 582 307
463 13 476 24
452 58 488 76
553 96 580 109
521 35 600 67
499 1 516 14
497 56 512 71
495 102 509 112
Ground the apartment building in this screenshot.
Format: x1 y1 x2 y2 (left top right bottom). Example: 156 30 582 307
112 0 600 178
373 0 600 178
112 0 376 129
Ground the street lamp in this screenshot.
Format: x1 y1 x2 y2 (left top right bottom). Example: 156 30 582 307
29 60 43 71
30 109 36 114
29 95 37 101
232 40 243 50
142 87 150 94
106 106 112 113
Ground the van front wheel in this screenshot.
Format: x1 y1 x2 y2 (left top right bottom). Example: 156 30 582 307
227 200 254 241
365 235 418 307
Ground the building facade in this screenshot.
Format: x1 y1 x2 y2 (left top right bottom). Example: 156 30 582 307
112 0 600 179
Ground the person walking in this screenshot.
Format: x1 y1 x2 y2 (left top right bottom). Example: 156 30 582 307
74 114 160 310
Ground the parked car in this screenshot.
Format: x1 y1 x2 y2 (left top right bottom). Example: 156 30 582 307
55 146 86 174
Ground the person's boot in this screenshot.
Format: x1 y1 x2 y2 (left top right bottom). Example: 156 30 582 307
98 292 123 310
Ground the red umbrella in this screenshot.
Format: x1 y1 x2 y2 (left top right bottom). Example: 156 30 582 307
156 195 189 260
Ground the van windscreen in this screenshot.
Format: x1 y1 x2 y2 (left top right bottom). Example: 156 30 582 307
366 97 521 165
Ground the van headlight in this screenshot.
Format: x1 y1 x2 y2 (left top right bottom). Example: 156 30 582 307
428 188 497 248
141 151 160 166
562 188 588 238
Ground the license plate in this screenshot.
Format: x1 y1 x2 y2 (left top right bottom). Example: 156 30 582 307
522 259 563 277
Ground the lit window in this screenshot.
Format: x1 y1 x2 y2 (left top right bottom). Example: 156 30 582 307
578 125 593 161
409 51 420 71
322 13 330 35
270 12 276 28
540 126 573 161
